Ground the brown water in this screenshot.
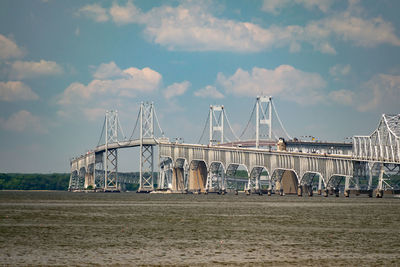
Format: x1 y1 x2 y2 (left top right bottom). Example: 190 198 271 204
0 191 399 266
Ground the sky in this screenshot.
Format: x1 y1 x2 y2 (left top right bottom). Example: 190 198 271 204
0 0 400 173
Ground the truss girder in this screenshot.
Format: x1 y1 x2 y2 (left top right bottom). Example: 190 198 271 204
353 114 400 163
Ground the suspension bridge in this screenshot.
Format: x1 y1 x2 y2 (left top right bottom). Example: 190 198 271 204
69 96 400 198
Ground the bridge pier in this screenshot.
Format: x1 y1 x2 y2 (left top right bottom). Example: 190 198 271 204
307 186 313 197
323 189 329 197
188 161 207 193
297 185 303 197
335 188 339 197
344 189 350 197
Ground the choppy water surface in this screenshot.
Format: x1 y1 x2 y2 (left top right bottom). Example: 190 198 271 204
0 191 399 266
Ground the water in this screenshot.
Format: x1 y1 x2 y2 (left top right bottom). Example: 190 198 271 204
0 191 399 266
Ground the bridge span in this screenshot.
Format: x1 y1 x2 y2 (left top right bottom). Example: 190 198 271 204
69 98 400 198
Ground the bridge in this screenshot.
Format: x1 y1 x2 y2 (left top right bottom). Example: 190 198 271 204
69 97 400 198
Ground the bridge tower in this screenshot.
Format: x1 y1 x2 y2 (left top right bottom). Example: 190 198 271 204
209 105 224 145
104 110 120 191
138 102 155 192
256 96 272 148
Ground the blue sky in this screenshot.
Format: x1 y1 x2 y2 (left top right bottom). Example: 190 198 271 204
1 0 400 172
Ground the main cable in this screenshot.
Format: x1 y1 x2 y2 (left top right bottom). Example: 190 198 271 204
97 116 106 147
272 102 292 139
239 101 257 139
197 109 210 144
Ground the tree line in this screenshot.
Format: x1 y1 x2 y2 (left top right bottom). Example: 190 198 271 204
0 173 70 190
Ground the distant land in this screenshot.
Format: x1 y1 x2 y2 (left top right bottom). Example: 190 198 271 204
0 173 70 190
0 173 143 191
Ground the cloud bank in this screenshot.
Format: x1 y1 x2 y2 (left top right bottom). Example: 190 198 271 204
79 1 400 54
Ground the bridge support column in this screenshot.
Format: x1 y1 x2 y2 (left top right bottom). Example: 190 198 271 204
188 161 207 193
318 175 322 195
367 162 373 191
335 187 339 197
172 167 185 191
376 163 385 198
84 163 95 189
323 188 329 197
69 170 79 191
297 185 303 197
94 152 105 191
344 176 350 197
138 145 154 192
344 189 350 197
105 148 118 191
307 185 313 197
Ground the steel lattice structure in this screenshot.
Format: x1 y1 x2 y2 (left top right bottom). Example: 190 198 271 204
138 102 155 192
353 114 400 163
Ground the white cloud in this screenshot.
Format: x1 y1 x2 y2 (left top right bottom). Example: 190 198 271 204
328 74 400 113
163 81 190 99
0 110 47 133
194 85 224 99
328 89 354 105
92 61 126 79
307 13 400 48
0 34 24 59
77 4 109 22
357 74 400 112
59 66 161 105
262 0 333 14
330 64 351 78
142 3 276 52
58 63 162 119
261 0 290 15
110 1 142 25
0 81 38 101
83 108 105 122
10 60 63 79
217 65 326 105
80 1 400 54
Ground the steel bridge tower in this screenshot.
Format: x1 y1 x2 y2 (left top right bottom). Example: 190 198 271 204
138 102 155 192
104 110 120 191
209 105 224 145
256 96 272 148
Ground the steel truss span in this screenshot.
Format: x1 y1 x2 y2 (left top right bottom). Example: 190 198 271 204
69 98 400 197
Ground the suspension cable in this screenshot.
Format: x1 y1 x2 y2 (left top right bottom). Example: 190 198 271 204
117 114 126 140
272 102 292 139
153 107 165 137
116 113 128 146
197 109 210 144
97 116 106 146
129 109 141 140
223 109 240 141
239 101 257 139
